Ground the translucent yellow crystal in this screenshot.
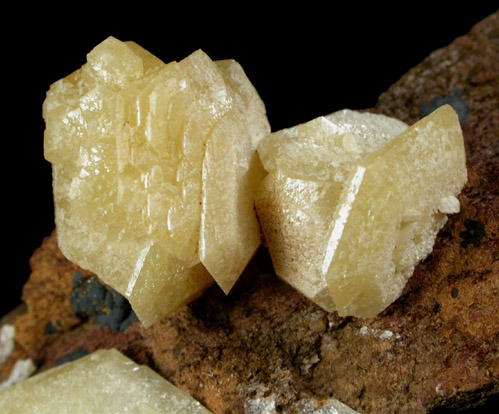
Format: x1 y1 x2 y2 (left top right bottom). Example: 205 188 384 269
256 174 342 311
0 349 213 413
199 60 268 294
256 105 466 317
43 37 269 326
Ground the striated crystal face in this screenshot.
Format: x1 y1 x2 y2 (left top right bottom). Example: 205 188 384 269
43 37 270 327
0 349 213 413
256 105 467 317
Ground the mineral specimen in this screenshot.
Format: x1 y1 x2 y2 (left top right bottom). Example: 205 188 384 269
0 349 212 413
43 37 269 327
256 105 467 317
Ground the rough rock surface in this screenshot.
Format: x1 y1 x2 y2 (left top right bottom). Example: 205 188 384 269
1 12 498 414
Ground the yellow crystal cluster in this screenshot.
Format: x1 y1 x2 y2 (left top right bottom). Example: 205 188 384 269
0 349 213 413
44 35 467 325
256 105 467 317
43 37 269 327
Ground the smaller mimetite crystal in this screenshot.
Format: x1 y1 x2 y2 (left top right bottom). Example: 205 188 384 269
0 349 213 413
256 105 467 317
43 37 269 326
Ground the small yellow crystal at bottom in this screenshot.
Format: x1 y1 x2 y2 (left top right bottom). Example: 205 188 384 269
256 105 467 317
0 349 212 414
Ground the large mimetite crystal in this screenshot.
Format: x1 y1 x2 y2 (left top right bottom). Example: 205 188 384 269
43 37 269 326
256 105 467 317
0 349 213 413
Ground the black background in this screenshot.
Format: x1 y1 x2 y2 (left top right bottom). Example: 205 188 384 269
2 6 497 317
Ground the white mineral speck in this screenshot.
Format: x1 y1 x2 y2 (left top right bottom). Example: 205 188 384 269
244 395 360 413
358 326 401 341
435 383 444 396
438 195 460 214
244 396 276 414
0 358 36 391
291 398 360 413
0 325 15 364
379 330 393 340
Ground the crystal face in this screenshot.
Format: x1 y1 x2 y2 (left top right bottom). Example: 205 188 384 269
43 37 270 327
0 349 213 413
256 105 467 317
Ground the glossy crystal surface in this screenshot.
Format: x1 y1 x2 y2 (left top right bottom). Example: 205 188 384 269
256 106 466 316
43 37 269 326
0 349 212 413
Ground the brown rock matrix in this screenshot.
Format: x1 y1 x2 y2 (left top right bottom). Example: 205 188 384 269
2 11 498 414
